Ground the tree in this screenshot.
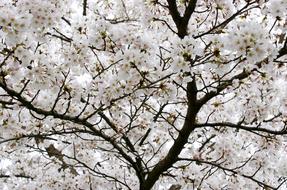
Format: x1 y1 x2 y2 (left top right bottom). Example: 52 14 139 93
0 0 286 189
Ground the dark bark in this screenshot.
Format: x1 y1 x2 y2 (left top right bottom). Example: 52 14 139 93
166 0 197 38
140 79 200 190
139 2 200 189
83 0 87 16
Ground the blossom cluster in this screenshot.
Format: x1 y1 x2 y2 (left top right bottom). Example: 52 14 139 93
0 0 286 189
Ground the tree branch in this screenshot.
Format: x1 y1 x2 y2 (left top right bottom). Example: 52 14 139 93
0 78 144 184
141 78 201 190
195 121 287 135
178 158 277 189
83 0 87 16
166 0 198 38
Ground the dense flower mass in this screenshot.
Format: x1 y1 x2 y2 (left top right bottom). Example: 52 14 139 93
0 0 287 189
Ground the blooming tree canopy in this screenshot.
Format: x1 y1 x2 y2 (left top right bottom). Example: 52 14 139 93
0 0 287 189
